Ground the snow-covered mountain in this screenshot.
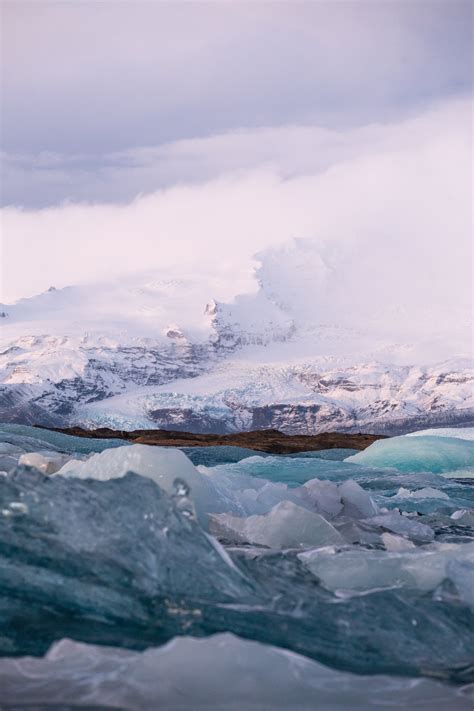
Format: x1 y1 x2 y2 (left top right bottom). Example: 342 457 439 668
1 243 472 434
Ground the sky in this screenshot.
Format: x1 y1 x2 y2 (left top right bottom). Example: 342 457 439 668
0 0 472 312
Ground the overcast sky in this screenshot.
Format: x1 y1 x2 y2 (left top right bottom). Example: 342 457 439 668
0 0 472 307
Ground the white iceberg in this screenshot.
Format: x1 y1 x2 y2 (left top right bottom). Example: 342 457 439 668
209 501 344 549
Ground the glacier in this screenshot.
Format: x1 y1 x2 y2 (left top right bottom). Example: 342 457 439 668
1 253 472 434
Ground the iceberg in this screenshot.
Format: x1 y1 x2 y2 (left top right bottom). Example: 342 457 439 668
209 501 344 549
364 511 434 543
302 479 343 518
18 450 73 474
395 486 450 501
407 427 474 441
56 443 217 525
2 633 472 711
346 435 474 474
338 479 379 518
447 559 474 609
1 466 473 679
299 542 474 596
0 422 128 456
451 509 474 526
381 532 416 552
0 467 253 656
0 426 473 684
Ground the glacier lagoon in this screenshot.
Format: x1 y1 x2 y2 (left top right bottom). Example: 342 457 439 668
0 424 473 709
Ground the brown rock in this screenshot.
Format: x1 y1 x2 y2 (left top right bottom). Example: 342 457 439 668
34 425 386 454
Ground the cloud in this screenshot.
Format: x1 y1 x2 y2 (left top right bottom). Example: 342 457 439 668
1 98 471 351
2 96 470 207
2 0 472 159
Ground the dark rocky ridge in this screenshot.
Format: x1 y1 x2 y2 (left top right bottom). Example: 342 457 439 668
34 425 386 455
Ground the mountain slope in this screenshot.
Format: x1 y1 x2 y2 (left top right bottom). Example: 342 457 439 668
1 244 472 434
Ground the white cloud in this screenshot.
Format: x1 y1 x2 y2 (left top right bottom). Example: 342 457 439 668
1 98 471 350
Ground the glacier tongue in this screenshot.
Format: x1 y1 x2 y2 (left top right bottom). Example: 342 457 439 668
0 266 472 434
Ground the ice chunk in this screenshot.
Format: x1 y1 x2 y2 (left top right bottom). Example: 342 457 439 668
2 462 474 680
0 443 21 455
447 559 474 609
382 532 416 552
2 633 472 711
209 501 345 549
202 466 311 517
18 451 73 475
301 479 342 518
0 422 128 456
338 480 378 518
299 542 474 594
337 521 382 546
0 467 253 657
57 444 217 525
365 511 434 543
346 435 474 474
451 509 474 526
395 486 450 501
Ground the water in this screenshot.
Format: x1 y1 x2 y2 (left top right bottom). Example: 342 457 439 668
0 424 473 709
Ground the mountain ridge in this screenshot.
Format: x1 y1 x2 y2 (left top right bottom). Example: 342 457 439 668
1 244 472 434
